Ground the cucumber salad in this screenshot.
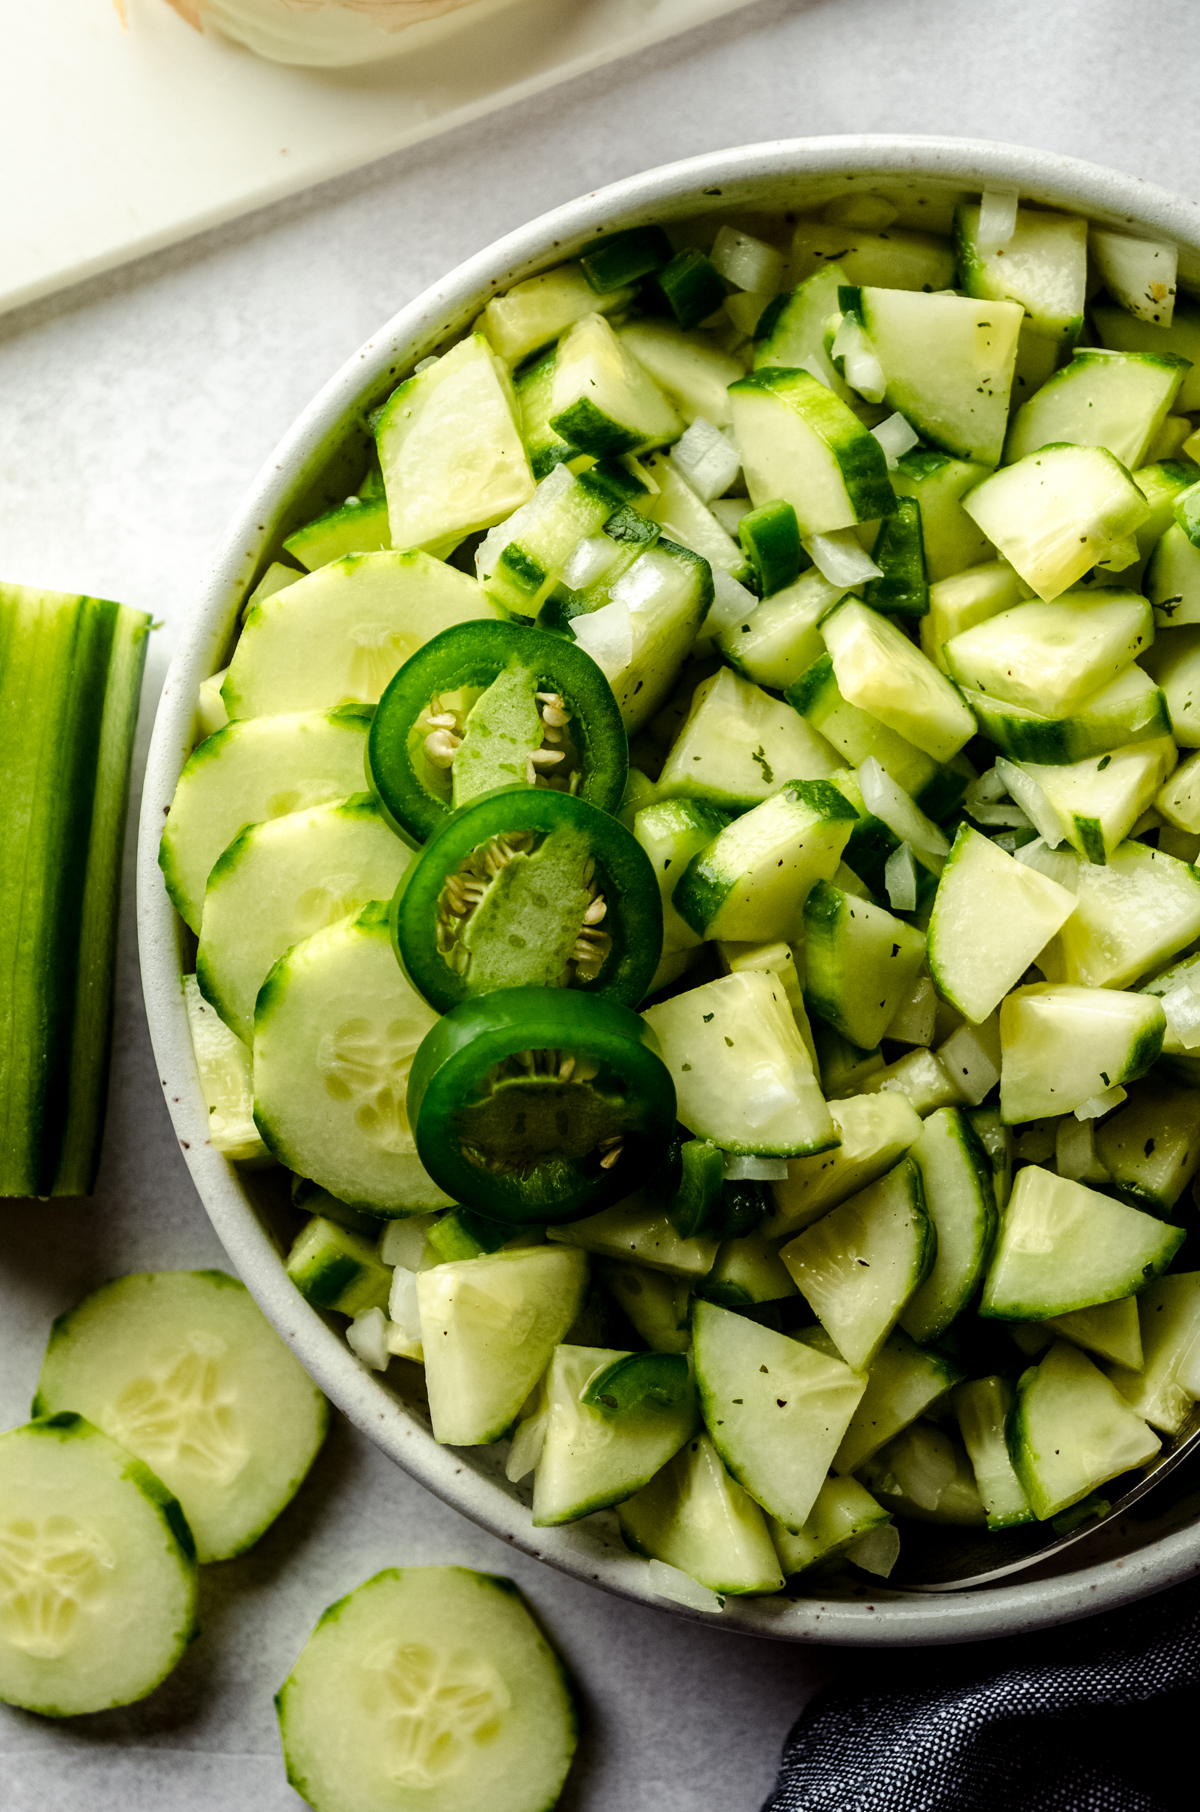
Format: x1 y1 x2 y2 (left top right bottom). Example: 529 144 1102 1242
163 185 1200 1603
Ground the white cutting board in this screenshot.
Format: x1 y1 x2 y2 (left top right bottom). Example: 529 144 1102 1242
0 0 761 317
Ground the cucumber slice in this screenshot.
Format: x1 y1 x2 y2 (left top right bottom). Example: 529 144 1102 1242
276 1565 577 1812
996 738 1175 863
768 1475 891 1576
832 1328 962 1475
920 560 1023 672
859 1047 967 1117
998 983 1164 1122
547 1194 717 1279
763 1092 923 1238
474 459 639 616
1091 230 1178 326
620 321 743 426
288 1216 393 1316
222 551 493 717
692 1300 866 1529
1143 626 1200 744
674 780 856 944
182 975 269 1163
484 259 635 364
1004 350 1186 468
197 796 411 1045
716 938 816 1066
528 1344 697 1525
656 666 839 811
788 219 956 293
899 1107 997 1345
954 1375 1033 1530
961 446 1150 603
787 652 941 799
962 664 1171 765
1043 1296 1143 1369
969 1103 1014 1209
160 707 373 935
979 1165 1183 1320
699 1230 799 1306
1092 1079 1200 1213
1147 521 1200 626
779 1158 932 1371
416 1247 588 1445
513 347 572 479
857 1421 986 1525
1158 748 1200 831
718 572 844 692
753 264 854 398
597 541 714 734
816 1026 886 1099
253 903 450 1214
820 599 976 763
845 286 1023 465
728 367 894 536
634 796 730 957
0 1415 197 1716
1009 1340 1159 1521
943 590 1153 716
595 1260 692 1351
617 1432 784 1596
284 494 391 571
890 449 994 582
642 970 837 1158
376 335 534 550
1093 297 1200 408
1023 837 1200 989
802 881 927 1050
956 203 1087 344
33 1271 327 1564
549 313 682 456
927 826 1077 1024
1110 1273 1200 1433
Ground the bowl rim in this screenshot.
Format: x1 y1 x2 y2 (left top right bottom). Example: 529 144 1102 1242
138 132 1200 1646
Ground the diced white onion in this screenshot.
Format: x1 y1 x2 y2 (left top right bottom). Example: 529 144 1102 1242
1161 984 1200 1050
1055 1116 1106 1183
804 529 883 588
884 841 919 911
871 411 920 469
797 355 834 391
994 759 1065 849
829 315 885 403
671 419 741 503
706 566 759 634
845 1523 901 1578
977 187 1020 250
379 1217 433 1270
710 226 785 296
859 757 950 859
346 1307 390 1372
646 1559 724 1612
723 1153 789 1181
965 767 1034 829
561 535 620 592
1075 1085 1128 1121
505 1411 547 1484
571 601 634 679
388 1266 423 1343
709 496 752 537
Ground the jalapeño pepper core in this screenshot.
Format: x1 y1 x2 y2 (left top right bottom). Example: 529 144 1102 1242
406 988 677 1224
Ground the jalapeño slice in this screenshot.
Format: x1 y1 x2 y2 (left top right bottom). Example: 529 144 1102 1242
367 620 627 845
406 988 676 1224
390 785 663 1014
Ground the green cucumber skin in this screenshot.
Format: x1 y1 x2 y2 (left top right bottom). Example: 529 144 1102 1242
0 588 150 1197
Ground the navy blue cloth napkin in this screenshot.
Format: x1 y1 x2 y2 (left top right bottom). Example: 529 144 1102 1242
761 1576 1200 1810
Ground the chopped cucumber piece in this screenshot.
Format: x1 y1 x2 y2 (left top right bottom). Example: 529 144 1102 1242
862 495 928 617
999 737 1175 864
716 939 815 1064
802 881 927 1050
284 493 391 571
276 1566 577 1812
833 1328 962 1475
674 780 856 945
962 664 1171 765
617 1432 784 1596
223 551 493 717
652 248 726 330
753 264 854 399
1024 837 1200 989
530 1344 697 1525
548 1192 717 1279
1147 521 1200 627
787 652 941 799
1091 229 1177 326
954 1375 1033 1530
692 1300 866 1529
514 346 573 479
729 367 894 536
1092 297 1200 410
1092 1079 1200 1213
34 1270 327 1564
920 560 1024 672
1044 1296 1143 1370
739 499 802 596
890 448 994 582
642 970 837 1157
719 571 846 691
956 203 1087 344
620 321 743 426
1009 1340 1159 1521
998 983 1164 1122
768 1474 891 1576
485 259 635 364
196 796 411 1045
763 1092 923 1238
416 1247 588 1445
549 313 683 456
597 1260 692 1351
699 1229 799 1306
859 1046 967 1116
583 227 672 293
858 1421 986 1525
961 446 1150 602
899 1106 997 1345
844 285 1022 465
928 826 1077 1024
253 903 449 1214
1109 1273 1200 1434
789 218 956 292
656 666 839 811
288 1216 393 1315
821 599 975 763
943 589 1153 716
1158 747 1200 831
780 1157 932 1371
596 541 714 734
160 707 373 935
182 976 268 1163
979 1165 1183 1320
475 459 642 617
0 1415 197 1717
377 335 534 549
634 796 730 956
1004 350 1186 469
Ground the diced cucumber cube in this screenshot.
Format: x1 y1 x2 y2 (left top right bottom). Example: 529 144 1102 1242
1157 747 1200 831
768 1475 892 1576
1022 837 1200 989
998 737 1175 864
1092 297 1200 410
673 779 856 944
962 664 1171 764
788 219 956 292
484 260 636 364
1009 1340 1159 1521
729 367 894 536
739 499 802 596
642 970 837 1157
284 494 391 571
787 652 941 799
1043 1296 1143 1370
780 1157 932 1370
641 453 752 579
547 1193 718 1280
763 1092 922 1238
620 321 743 426
596 1260 692 1352
1004 350 1187 469
943 589 1153 716
928 826 1078 1024
857 1421 986 1525
961 446 1150 602
182 975 268 1163
617 1433 784 1596
582 227 673 293
919 560 1023 671
657 666 839 811
832 1328 962 1475
1092 1079 1200 1213
1147 520 1200 627
998 983 1164 1122
287 1216 393 1316
1090 229 1178 326
890 448 995 582
634 796 730 956
821 599 975 763
954 1375 1033 1530
652 248 727 330
1110 1273 1200 1433
802 881 926 1050
698 1230 799 1307
692 1301 866 1529
550 313 683 456
862 496 928 616
899 1106 997 1345
753 263 854 399
514 345 573 479
859 1047 967 1117
719 571 846 691
979 1165 1183 1320
956 203 1087 343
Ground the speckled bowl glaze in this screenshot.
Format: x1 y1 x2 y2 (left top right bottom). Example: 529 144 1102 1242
138 136 1200 1644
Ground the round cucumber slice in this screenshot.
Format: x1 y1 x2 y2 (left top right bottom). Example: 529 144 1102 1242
276 1566 577 1812
0 1414 197 1716
33 1271 328 1564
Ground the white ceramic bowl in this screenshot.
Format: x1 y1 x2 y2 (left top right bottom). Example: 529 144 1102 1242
139 135 1200 1644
